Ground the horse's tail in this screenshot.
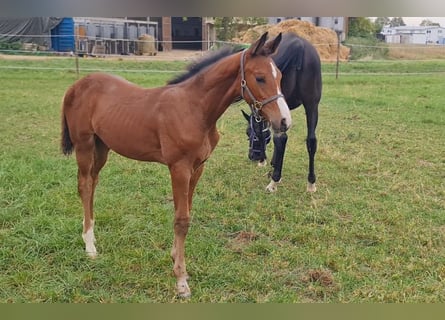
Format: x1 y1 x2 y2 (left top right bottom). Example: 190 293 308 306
61 115 73 155
61 91 74 156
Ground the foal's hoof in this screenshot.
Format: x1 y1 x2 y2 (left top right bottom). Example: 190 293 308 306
86 250 97 259
176 281 191 299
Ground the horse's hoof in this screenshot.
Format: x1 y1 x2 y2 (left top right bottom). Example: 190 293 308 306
86 251 97 259
257 160 267 167
307 182 317 193
177 291 191 299
265 179 281 192
176 282 191 298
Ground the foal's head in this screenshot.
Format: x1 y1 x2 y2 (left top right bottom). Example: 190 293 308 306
240 32 291 134
242 109 271 163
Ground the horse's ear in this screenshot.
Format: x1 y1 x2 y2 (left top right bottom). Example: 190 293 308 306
264 32 282 55
249 32 268 56
241 109 251 122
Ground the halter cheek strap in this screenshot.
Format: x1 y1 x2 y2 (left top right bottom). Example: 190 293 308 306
240 50 284 120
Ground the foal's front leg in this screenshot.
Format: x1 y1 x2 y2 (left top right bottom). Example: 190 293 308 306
169 163 194 298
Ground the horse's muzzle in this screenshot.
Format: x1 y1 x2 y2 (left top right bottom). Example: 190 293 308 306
248 150 266 162
273 97 292 133
271 118 290 134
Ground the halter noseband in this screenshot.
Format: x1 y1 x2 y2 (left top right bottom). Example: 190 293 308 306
248 115 271 156
240 50 284 120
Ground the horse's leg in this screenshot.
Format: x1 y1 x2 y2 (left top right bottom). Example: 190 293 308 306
169 162 193 298
305 103 318 192
171 164 204 262
187 164 205 211
266 132 288 192
76 136 109 258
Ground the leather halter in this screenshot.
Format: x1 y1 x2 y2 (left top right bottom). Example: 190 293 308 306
240 49 284 120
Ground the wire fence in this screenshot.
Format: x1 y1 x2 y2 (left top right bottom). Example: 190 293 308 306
2 34 445 77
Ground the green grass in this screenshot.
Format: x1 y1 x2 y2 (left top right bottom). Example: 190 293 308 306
0 57 444 302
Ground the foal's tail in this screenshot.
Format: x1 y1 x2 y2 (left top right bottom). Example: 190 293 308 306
61 115 73 155
61 91 74 156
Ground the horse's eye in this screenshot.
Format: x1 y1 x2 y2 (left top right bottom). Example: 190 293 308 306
256 76 265 83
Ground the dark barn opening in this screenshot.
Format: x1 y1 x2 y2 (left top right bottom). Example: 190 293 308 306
171 17 202 50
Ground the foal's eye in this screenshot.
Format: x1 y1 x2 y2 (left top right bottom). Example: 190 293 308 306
255 76 265 83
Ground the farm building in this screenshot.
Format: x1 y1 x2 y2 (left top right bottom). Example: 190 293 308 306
70 17 158 55
381 25 445 44
149 17 215 51
0 17 62 50
0 17 216 54
0 17 159 55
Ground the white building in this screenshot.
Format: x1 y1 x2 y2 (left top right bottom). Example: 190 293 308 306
381 25 445 45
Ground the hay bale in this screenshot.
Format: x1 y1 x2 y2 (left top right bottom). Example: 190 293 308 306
235 19 350 61
137 34 157 56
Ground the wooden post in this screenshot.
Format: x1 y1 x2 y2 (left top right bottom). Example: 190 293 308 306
161 17 172 51
335 30 342 80
75 53 79 79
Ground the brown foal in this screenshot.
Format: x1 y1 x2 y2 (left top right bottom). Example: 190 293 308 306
61 32 291 297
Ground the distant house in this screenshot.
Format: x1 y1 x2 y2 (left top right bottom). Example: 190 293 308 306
268 17 348 40
381 25 445 45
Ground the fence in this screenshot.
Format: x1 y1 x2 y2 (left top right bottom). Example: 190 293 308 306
1 34 445 78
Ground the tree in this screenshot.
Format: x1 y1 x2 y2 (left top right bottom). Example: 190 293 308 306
215 17 234 41
374 17 390 33
420 19 440 27
348 17 375 38
389 17 405 27
214 17 268 41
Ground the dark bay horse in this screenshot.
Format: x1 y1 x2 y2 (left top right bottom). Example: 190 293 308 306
242 32 322 193
60 32 291 298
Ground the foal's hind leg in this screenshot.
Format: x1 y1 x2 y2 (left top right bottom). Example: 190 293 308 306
76 136 109 258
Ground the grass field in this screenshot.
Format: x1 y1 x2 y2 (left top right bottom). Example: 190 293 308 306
0 56 444 302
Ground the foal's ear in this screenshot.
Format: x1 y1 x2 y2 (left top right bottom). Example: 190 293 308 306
250 32 269 56
263 32 282 56
241 109 251 122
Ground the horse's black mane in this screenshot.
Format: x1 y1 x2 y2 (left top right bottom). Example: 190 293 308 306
167 46 240 85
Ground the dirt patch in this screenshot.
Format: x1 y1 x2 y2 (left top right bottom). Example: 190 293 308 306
234 19 350 61
304 269 335 287
227 231 259 254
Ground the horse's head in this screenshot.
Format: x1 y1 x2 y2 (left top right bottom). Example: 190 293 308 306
240 32 291 134
242 109 271 163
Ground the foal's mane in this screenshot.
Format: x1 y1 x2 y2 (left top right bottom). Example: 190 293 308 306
167 46 240 85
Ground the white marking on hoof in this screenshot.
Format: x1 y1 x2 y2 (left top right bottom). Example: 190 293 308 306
82 220 97 258
258 160 267 167
176 279 191 298
266 179 281 192
307 182 317 193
